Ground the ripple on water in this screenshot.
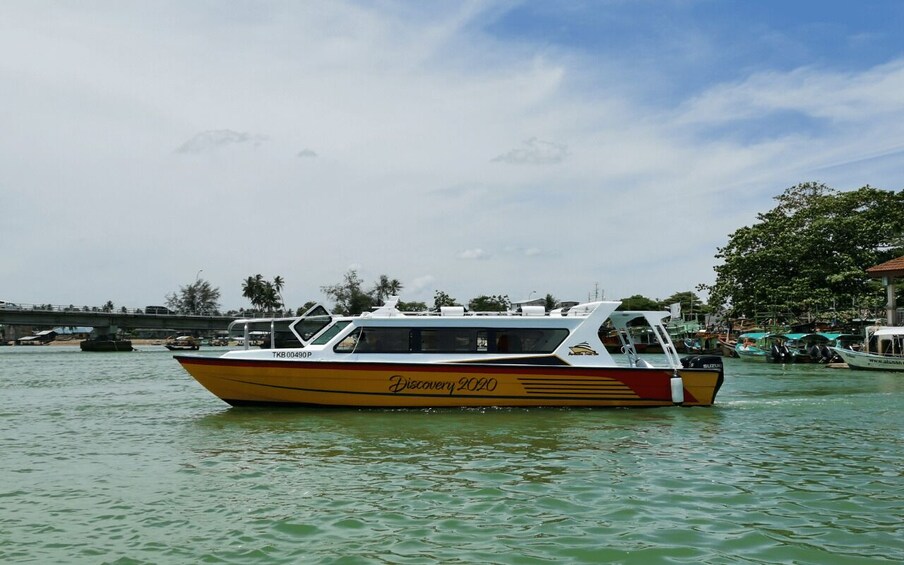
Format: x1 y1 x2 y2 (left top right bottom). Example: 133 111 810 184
1 351 903 563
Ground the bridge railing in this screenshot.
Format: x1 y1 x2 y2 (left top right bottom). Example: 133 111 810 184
1 302 225 317
0 302 291 318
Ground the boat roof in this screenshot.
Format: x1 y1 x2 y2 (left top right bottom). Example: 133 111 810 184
783 332 830 341
872 326 904 336
738 332 784 340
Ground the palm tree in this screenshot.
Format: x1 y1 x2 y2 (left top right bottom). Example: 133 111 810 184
372 275 403 305
242 274 264 311
273 275 285 312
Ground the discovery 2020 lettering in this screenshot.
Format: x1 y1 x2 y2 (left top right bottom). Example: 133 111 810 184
388 375 498 395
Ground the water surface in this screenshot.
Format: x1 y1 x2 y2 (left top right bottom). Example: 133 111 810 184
1 347 902 563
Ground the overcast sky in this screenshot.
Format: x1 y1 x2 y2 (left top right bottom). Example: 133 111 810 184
3 1 904 311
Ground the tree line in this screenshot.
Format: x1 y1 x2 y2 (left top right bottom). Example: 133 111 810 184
162 182 904 324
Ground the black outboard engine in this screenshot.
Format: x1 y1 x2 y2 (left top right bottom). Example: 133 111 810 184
679 355 725 403
681 355 723 371
771 342 791 363
808 344 820 361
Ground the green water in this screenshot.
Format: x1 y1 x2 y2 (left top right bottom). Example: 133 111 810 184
1 346 902 564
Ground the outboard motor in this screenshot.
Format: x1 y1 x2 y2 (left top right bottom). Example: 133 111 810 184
771 342 791 363
679 355 725 403
808 344 820 361
681 355 723 372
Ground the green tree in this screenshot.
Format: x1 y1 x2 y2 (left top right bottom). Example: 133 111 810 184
167 278 221 314
241 274 284 313
398 300 428 312
617 294 661 311
702 182 904 318
371 275 403 306
296 300 318 316
321 269 374 315
273 275 285 309
468 294 510 312
544 293 558 312
321 271 411 315
661 291 707 316
433 290 458 311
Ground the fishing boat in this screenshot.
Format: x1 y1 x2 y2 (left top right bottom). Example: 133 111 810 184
830 326 904 371
174 297 724 408
783 332 834 363
165 335 200 351
735 332 790 362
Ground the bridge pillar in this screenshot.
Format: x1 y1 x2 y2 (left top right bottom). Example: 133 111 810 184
89 324 119 339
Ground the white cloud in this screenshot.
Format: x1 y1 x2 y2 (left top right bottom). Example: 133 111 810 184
175 130 268 154
457 249 491 260
492 137 570 165
1 2 902 310
409 275 436 295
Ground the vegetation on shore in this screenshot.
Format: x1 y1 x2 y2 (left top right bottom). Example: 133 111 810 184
701 183 904 322
149 182 904 325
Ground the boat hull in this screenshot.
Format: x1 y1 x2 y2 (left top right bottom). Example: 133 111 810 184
735 348 770 362
80 340 133 352
175 356 723 407
830 348 904 371
165 344 200 351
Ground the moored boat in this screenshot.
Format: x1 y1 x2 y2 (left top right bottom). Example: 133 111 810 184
165 335 200 351
80 337 133 352
735 332 790 362
830 326 904 371
784 332 834 363
175 297 724 408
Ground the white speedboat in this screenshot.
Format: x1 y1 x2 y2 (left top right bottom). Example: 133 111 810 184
174 297 724 408
831 326 904 371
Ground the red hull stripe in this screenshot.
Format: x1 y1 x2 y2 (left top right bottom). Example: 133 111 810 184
174 355 673 378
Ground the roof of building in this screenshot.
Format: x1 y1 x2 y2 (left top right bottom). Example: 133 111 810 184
866 255 904 278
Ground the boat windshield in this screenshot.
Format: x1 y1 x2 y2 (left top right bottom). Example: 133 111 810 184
291 305 333 341
310 320 351 345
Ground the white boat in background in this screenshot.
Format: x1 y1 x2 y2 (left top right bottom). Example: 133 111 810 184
831 326 904 371
175 297 725 408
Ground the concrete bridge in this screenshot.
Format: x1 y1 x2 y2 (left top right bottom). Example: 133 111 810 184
0 303 241 341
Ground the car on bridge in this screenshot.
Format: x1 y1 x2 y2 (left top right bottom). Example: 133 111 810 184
144 305 173 315
0 300 20 310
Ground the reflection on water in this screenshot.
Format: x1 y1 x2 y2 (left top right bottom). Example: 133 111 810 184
1 349 902 563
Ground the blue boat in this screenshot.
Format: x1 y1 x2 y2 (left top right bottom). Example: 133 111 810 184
735 332 791 362
783 332 834 363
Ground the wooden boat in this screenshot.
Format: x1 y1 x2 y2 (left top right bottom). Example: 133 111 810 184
80 337 133 352
175 297 724 408
830 326 904 371
165 335 200 351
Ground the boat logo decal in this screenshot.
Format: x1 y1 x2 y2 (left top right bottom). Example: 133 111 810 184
568 342 599 356
388 374 498 395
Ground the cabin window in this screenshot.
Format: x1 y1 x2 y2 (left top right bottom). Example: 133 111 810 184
493 329 568 353
311 321 351 345
419 329 487 353
355 328 411 353
332 326 568 354
334 328 361 353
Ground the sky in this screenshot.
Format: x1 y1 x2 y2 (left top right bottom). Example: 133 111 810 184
3 0 904 311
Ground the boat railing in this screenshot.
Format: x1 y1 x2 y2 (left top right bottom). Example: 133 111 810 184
228 316 300 350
